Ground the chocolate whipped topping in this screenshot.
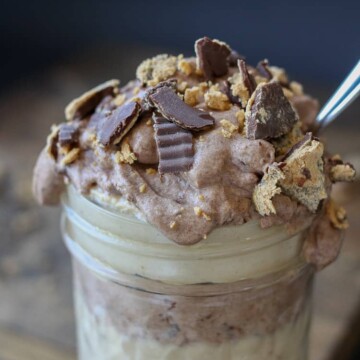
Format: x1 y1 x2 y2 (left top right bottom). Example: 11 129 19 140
33 37 355 268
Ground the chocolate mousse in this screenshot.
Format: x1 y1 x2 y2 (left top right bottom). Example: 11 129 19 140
33 37 355 267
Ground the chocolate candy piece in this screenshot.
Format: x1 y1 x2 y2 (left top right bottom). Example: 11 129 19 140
222 81 242 106
65 79 119 121
257 59 272 80
97 101 141 146
195 37 231 80
245 81 298 140
283 132 314 160
153 113 194 173
238 59 256 96
148 83 214 131
227 49 245 66
58 123 80 147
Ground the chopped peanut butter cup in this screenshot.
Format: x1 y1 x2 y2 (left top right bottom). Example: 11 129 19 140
245 81 298 140
97 101 141 146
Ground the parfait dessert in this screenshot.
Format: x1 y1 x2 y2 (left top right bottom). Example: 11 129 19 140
33 37 355 360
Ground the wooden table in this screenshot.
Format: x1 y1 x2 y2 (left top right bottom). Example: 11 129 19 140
0 47 359 359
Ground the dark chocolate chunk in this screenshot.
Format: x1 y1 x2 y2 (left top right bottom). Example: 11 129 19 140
97 101 141 146
59 123 80 147
222 81 242 106
195 37 231 80
147 82 214 131
65 80 119 121
238 59 256 96
227 50 245 66
88 95 116 129
74 87 115 120
246 81 298 140
257 59 272 80
153 113 194 173
282 132 313 160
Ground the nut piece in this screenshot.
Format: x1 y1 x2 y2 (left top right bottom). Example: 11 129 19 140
253 164 285 216
204 85 231 111
65 79 119 121
220 119 239 138
136 54 178 86
280 136 327 212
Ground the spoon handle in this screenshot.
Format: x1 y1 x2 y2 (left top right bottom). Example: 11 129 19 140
317 60 360 128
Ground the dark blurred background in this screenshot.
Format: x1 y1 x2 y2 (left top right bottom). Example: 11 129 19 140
0 1 359 359
1 0 360 90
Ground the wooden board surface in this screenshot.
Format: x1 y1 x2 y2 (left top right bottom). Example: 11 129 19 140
0 47 359 359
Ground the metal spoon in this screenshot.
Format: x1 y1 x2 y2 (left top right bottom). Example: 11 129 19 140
317 60 360 128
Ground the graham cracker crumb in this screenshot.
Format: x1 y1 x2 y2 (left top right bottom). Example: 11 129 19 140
61 148 80 166
220 119 239 138
330 163 356 182
326 199 349 230
254 75 268 85
269 66 288 84
198 194 205 201
193 206 211 221
184 86 203 106
146 168 157 175
114 142 137 165
169 221 177 229
235 110 245 132
136 54 177 86
280 137 327 212
177 81 188 93
139 183 147 193
253 164 285 216
199 82 209 92
132 87 140 95
204 85 231 111
282 87 294 99
289 81 304 96
113 94 126 106
178 58 195 76
146 119 152 126
202 212 211 221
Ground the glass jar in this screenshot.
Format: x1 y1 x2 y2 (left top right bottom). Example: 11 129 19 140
61 186 314 360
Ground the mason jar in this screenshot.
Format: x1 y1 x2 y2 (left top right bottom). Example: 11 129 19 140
61 185 314 360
